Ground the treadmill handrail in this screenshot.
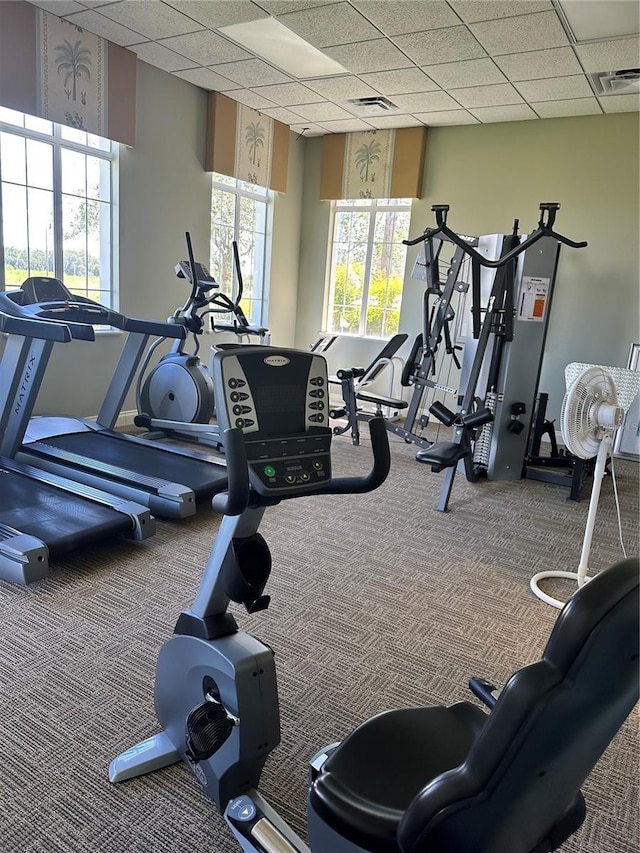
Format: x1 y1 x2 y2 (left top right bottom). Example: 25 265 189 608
0 285 185 341
0 310 72 343
0 292 95 341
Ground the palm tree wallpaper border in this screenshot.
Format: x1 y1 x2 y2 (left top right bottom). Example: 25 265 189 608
235 105 274 189
343 130 394 200
38 12 105 136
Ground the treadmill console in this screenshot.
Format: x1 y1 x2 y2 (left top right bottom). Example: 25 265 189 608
210 347 331 497
21 276 75 305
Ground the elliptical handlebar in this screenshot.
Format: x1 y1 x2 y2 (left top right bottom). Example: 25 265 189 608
403 202 587 267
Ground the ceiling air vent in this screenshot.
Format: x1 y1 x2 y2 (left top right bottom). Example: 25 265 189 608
345 96 399 116
590 68 640 96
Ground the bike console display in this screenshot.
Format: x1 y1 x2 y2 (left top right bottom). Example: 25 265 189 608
210 347 331 497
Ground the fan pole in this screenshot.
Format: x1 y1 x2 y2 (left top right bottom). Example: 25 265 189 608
576 434 611 586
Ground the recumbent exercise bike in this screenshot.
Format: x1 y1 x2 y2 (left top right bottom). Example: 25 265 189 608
111 344 639 853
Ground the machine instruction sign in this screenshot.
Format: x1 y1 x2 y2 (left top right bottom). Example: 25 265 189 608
518 276 550 322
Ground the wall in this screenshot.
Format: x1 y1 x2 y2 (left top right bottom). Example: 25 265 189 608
295 112 640 421
28 60 303 418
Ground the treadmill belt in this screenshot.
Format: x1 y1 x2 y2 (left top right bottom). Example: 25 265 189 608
0 468 128 556
32 430 226 499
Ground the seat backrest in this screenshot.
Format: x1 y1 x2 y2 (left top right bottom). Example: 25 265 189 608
362 333 409 382
398 557 640 853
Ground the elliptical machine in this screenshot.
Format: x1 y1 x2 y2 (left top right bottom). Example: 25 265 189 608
136 233 270 431
111 345 391 850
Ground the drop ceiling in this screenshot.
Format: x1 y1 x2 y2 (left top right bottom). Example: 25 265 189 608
27 0 640 135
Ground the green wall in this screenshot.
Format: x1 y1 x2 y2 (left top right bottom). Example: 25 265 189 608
295 112 640 421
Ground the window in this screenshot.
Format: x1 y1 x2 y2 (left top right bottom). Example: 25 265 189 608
210 173 271 327
0 106 117 306
326 198 411 338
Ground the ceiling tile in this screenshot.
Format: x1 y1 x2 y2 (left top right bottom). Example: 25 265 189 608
276 2 380 48
367 114 425 128
289 101 355 121
251 82 320 105
159 31 253 65
260 106 309 124
257 0 332 12
351 1 461 35
494 47 583 82
469 103 538 122
318 118 376 132
30 1 85 15
469 11 569 56
305 75 379 100
422 57 507 89
515 75 593 103
163 1 269 29
600 93 640 113
290 122 327 136
227 88 279 109
449 1 552 24
198 57 291 86
412 110 479 125
574 38 640 73
392 90 460 112
63 9 146 45
360 68 439 95
533 98 602 118
452 82 523 108
97 0 202 39
325 39 413 73
174 67 239 91
133 41 198 72
394 26 486 65
76 1 116 6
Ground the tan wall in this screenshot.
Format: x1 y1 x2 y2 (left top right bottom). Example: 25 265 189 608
295 112 640 420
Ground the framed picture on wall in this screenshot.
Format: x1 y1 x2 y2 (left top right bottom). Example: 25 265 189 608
613 343 640 460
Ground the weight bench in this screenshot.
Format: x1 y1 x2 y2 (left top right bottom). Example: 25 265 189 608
329 334 408 446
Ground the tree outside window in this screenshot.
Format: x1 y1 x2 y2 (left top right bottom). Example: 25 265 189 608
210 174 270 327
0 106 115 306
326 198 411 339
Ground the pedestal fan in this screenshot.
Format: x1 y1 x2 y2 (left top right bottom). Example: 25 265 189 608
530 365 625 609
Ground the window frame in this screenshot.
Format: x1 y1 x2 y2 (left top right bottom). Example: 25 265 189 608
325 197 412 340
0 109 118 308
210 174 272 329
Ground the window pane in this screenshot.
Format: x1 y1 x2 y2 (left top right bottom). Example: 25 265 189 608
0 132 27 184
24 113 52 134
26 139 54 190
61 149 87 196
27 187 55 275
2 183 29 283
61 126 88 146
0 107 24 127
213 173 235 188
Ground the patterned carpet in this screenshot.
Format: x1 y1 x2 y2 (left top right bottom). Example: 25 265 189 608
0 431 637 853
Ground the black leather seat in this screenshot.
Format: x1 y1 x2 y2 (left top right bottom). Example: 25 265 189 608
309 557 639 853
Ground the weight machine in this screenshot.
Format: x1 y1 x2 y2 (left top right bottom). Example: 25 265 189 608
412 203 587 511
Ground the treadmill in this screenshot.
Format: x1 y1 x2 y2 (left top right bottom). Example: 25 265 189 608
0 310 154 586
0 277 228 520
